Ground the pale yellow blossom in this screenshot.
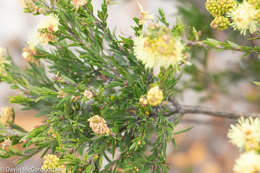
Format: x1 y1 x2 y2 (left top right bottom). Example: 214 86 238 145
36 14 59 44
22 41 38 65
228 117 260 151
233 151 260 173
228 1 259 35
134 25 186 69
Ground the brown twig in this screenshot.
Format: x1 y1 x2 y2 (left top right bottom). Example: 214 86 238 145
169 99 260 120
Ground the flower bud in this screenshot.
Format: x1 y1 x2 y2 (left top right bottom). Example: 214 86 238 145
205 0 236 17
1 138 11 150
84 90 93 99
211 16 229 31
0 107 15 127
139 96 148 106
88 115 110 135
147 86 163 106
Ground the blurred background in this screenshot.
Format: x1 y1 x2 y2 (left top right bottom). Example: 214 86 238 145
0 0 260 172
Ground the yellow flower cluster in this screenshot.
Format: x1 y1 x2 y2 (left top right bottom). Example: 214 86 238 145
139 86 163 106
134 25 186 69
205 0 235 31
22 41 38 65
41 154 66 173
36 14 60 45
228 117 260 173
72 0 87 10
205 0 235 17
88 115 111 135
0 107 15 127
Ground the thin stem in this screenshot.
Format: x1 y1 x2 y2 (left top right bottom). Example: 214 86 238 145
0 128 26 137
187 40 260 54
169 99 260 120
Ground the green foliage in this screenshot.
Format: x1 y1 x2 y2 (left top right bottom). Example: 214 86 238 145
0 0 259 172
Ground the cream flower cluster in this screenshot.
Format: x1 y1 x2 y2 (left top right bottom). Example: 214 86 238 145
228 117 260 151
134 25 186 69
84 90 94 99
22 14 59 63
139 86 163 106
0 107 15 127
228 117 260 173
22 41 38 65
137 2 153 25
205 0 260 35
228 1 260 35
72 0 87 10
41 154 66 173
88 115 111 135
233 152 260 173
35 14 60 45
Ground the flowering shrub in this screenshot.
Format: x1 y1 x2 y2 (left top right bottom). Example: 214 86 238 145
0 0 259 172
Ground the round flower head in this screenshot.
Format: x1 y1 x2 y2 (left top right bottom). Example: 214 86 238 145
228 117 260 151
0 107 15 127
228 1 259 35
233 151 260 173
41 154 66 173
36 14 59 44
139 95 148 106
147 86 163 106
38 14 59 33
205 0 236 17
88 115 111 135
134 25 186 69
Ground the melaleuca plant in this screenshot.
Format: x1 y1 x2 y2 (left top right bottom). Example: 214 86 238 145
0 0 260 172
